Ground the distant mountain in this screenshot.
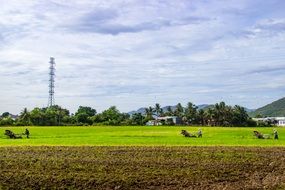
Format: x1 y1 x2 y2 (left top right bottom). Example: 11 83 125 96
245 108 256 113
249 97 285 117
128 107 147 115
0 113 18 120
198 104 213 110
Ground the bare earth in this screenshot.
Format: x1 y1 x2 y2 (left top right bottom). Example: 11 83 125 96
0 147 285 189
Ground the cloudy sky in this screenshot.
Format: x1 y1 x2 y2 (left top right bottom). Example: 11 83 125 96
0 0 285 114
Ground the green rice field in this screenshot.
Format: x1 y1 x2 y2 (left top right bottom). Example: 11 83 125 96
0 126 284 146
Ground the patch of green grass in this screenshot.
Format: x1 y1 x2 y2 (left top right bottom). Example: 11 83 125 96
0 126 284 146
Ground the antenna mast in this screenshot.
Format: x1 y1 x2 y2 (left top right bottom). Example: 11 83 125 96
48 57 55 107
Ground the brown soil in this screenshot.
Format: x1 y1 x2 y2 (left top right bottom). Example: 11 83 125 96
0 146 285 189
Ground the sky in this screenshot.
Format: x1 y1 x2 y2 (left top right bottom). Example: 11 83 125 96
0 0 285 114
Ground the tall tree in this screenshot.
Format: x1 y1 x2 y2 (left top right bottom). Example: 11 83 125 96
19 108 31 126
145 106 154 120
101 106 123 125
165 106 174 116
213 102 230 126
197 109 206 125
154 103 163 125
154 103 163 117
175 103 184 117
1 112 10 118
30 107 44 125
75 106 96 125
75 106 96 117
232 105 249 126
130 113 144 125
184 102 198 124
206 108 215 126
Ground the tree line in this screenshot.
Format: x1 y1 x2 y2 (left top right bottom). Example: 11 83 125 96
0 102 269 126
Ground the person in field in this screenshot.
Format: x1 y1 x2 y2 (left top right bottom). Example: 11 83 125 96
25 128 30 138
197 128 202 138
273 129 278 140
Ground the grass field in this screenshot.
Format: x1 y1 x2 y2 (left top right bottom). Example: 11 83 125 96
1 127 285 189
0 126 284 146
1 146 285 189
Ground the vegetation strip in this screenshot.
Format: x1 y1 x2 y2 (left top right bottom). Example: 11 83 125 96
0 102 267 127
1 126 284 146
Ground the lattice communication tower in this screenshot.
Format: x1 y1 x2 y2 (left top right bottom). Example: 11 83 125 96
48 57 56 107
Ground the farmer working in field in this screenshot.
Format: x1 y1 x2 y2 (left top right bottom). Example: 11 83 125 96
25 128 30 138
273 129 278 140
197 128 202 138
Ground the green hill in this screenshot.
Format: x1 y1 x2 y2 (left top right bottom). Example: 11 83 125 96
249 97 285 117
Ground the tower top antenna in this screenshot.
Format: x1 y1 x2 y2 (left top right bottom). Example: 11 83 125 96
48 57 55 107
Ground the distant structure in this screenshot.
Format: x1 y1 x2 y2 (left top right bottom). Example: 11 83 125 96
146 116 182 126
48 57 56 107
253 117 285 126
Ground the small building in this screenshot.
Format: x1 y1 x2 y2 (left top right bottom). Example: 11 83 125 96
146 120 161 126
146 116 182 126
157 116 183 125
253 117 285 126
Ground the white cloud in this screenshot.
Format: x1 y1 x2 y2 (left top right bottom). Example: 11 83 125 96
0 0 285 114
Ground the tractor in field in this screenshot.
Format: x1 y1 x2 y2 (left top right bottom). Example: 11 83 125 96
4 130 23 139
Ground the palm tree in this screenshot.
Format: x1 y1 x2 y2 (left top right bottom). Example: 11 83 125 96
232 105 248 126
213 102 233 126
19 108 31 125
206 108 215 126
197 109 206 125
175 103 184 117
185 102 198 124
213 102 225 126
145 107 154 120
165 106 173 116
154 103 163 117
154 103 163 125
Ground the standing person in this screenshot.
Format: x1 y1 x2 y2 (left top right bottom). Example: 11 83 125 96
25 128 30 139
197 128 202 138
273 129 278 140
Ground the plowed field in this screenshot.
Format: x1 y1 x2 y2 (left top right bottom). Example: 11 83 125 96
1 147 285 189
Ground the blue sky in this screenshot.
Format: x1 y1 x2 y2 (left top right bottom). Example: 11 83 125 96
0 0 285 114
